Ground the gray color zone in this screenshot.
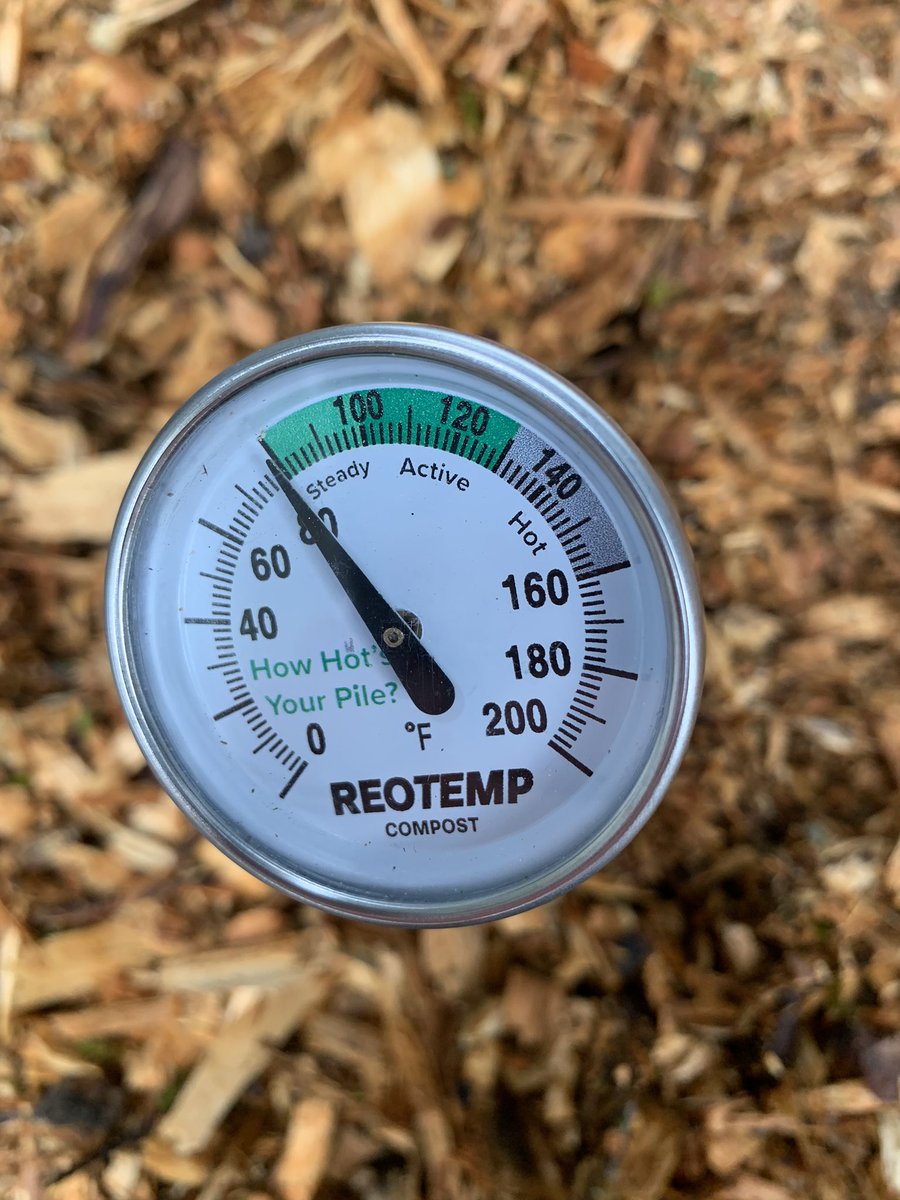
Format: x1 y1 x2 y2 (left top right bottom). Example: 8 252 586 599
505 426 627 568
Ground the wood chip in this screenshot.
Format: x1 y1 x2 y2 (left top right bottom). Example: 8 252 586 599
155 955 335 1155
799 1080 887 1116
473 0 547 85
0 0 25 96
0 922 22 1042
705 1101 761 1176
310 105 448 287
511 194 701 221
804 594 895 643
715 1180 796 1200
371 0 445 105
10 448 146 544
89 0 203 54
273 1096 337 1200
613 1106 681 1200
141 1139 208 1186
794 213 869 303
419 926 485 1001
195 840 278 901
596 7 657 73
44 996 181 1041
878 1110 900 1196
502 968 563 1048
12 902 177 1013
33 183 124 276
135 931 331 994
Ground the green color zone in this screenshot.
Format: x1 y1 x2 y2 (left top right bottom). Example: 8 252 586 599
262 387 519 475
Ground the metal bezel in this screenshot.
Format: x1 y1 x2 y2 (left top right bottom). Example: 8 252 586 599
106 324 705 926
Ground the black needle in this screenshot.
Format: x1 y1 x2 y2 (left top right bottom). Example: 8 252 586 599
260 441 456 717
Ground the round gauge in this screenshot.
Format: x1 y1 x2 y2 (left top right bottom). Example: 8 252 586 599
106 325 704 926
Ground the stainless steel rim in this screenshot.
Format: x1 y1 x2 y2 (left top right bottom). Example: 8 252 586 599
106 323 705 927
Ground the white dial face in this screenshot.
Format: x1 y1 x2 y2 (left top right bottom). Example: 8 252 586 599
113 346 695 924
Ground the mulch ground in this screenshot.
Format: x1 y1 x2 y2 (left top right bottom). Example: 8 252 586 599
2 1 900 1197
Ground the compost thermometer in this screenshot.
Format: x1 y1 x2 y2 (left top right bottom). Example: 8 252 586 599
106 325 704 926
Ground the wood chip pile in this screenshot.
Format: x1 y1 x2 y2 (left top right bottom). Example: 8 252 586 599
1 1 899 1197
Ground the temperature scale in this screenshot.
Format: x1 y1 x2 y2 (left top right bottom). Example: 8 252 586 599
106 325 704 925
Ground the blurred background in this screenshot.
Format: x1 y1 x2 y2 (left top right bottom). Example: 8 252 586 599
1 1 900 1197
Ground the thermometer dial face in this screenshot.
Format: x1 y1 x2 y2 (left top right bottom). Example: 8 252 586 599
107 326 703 926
